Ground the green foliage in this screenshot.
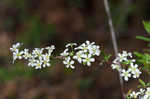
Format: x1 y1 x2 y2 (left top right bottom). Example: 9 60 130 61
138 79 150 88
139 79 146 87
135 21 150 73
136 36 150 42
99 51 112 66
143 21 150 34
101 51 111 62
126 90 132 99
134 52 150 73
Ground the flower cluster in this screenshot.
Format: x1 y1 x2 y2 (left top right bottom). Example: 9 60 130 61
10 43 55 69
111 51 141 81
128 87 150 99
60 43 77 69
60 41 100 69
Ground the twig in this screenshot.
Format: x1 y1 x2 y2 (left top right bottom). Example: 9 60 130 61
103 0 125 98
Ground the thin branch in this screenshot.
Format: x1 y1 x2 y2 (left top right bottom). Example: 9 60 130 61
103 0 126 98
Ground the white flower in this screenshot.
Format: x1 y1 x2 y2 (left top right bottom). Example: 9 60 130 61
82 54 95 66
132 69 141 78
127 52 132 58
111 51 142 81
73 51 84 63
34 60 42 69
63 57 75 69
121 69 131 81
117 53 127 62
130 91 140 98
113 59 118 64
89 45 100 56
13 49 24 63
111 64 121 71
128 63 139 74
10 42 21 52
28 58 36 67
60 49 69 56
23 49 31 59
65 43 77 48
45 45 55 55
42 54 50 67
72 41 100 66
143 87 150 99
139 88 145 95
32 48 44 58
75 40 94 52
131 59 136 62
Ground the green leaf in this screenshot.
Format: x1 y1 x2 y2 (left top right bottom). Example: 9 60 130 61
137 85 142 88
134 52 143 57
139 79 146 87
136 36 150 42
146 82 150 87
104 54 111 62
143 21 150 34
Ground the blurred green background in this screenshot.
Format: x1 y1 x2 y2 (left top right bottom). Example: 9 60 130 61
0 0 150 99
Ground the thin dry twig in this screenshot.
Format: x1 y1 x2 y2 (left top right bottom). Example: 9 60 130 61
103 0 125 98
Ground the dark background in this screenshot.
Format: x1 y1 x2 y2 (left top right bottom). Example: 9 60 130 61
0 0 150 99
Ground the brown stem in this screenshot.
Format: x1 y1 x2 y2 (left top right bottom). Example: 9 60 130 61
102 0 125 98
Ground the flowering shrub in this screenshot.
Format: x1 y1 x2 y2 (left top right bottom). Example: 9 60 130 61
111 51 141 81
9 21 150 99
10 41 101 69
127 88 149 99
10 42 55 69
126 79 150 99
60 41 100 69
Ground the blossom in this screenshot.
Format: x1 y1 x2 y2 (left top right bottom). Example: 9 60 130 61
65 43 77 48
10 41 100 69
10 42 21 52
63 57 75 69
82 54 95 66
111 51 142 82
75 40 94 52
89 45 100 56
130 91 140 98
121 69 131 81
142 87 150 99
128 88 150 99
10 42 55 69
60 49 69 57
34 60 42 69
42 54 50 67
28 57 36 67
116 53 127 62
139 88 145 95
73 51 84 63
32 48 44 58
73 41 100 66
45 45 55 55
128 63 139 74
13 49 24 63
111 64 121 71
23 49 31 59
132 69 141 78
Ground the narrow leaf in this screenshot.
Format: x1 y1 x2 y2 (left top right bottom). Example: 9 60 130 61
139 79 146 87
143 21 150 34
136 36 150 42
